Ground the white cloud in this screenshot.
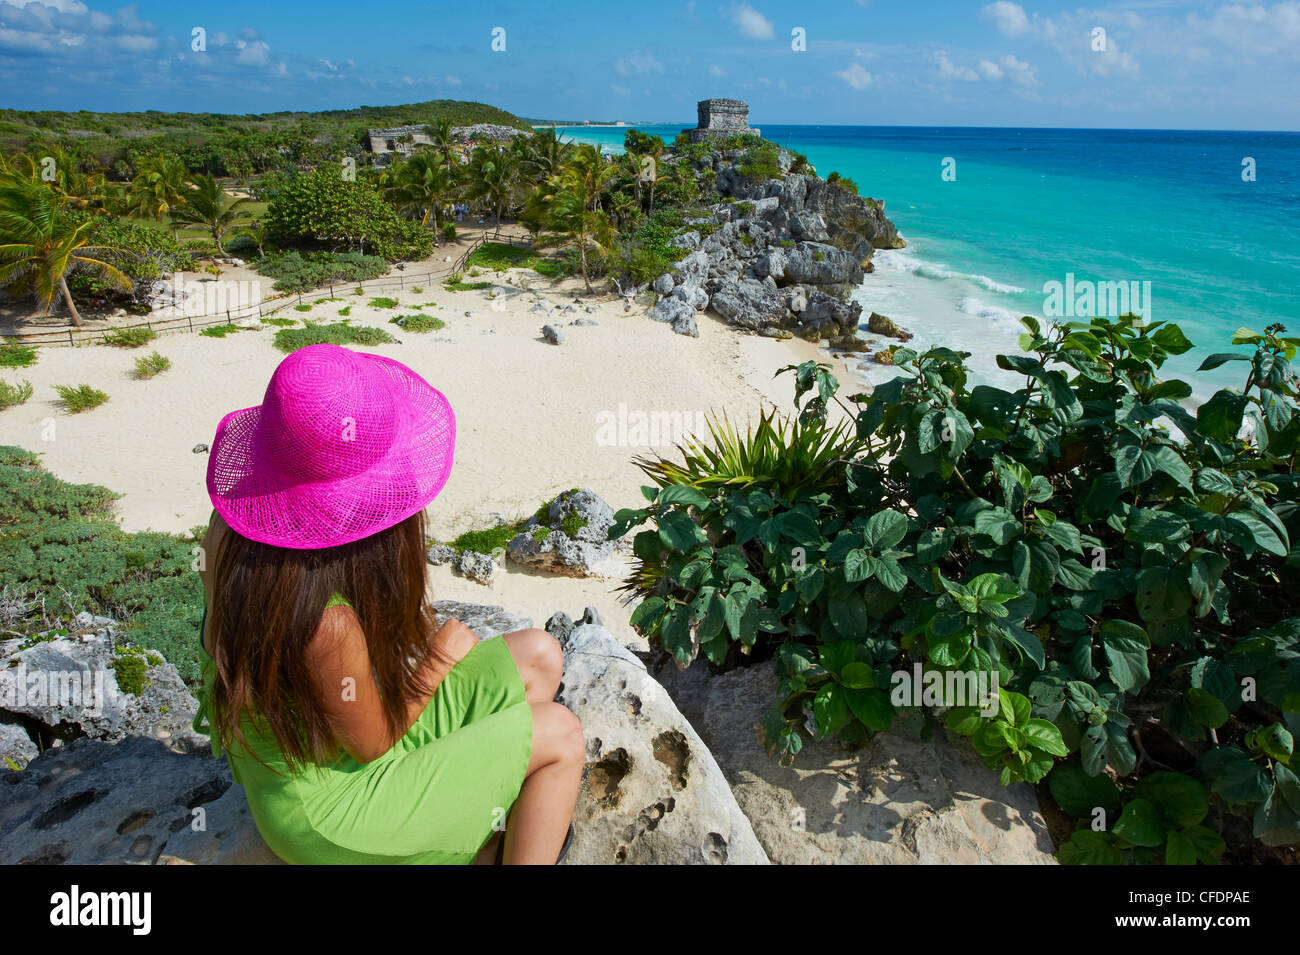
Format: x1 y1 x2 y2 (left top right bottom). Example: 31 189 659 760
834 61 873 88
982 1 1030 36
733 3 773 39
978 59 1003 81
709 64 726 77
611 84 630 95
998 53 1036 85
234 39 270 66
934 50 978 81
615 51 663 75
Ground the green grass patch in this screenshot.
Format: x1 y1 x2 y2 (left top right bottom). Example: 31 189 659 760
466 242 543 273
131 352 171 380
368 297 399 309
390 314 446 333
293 304 312 312
443 280 492 292
101 326 157 348
338 305 352 316
272 322 396 353
199 324 245 338
0 341 38 368
54 384 108 413
0 379 33 409
259 317 298 327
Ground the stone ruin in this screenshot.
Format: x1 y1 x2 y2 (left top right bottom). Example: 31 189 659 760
683 98 761 143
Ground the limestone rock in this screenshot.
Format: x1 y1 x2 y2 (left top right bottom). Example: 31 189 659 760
157 782 284 865
0 721 37 768
0 627 201 747
671 309 699 338
454 550 498 586
709 277 788 330
426 543 456 566
655 664 1056 865
541 324 565 345
556 620 769 865
868 311 908 339
653 273 675 296
432 601 532 639
507 488 627 578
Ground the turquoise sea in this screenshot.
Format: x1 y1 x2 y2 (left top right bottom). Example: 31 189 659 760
554 123 1300 399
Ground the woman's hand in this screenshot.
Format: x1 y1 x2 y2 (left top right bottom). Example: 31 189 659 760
429 617 477 669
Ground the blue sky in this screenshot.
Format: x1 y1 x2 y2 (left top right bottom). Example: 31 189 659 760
2 0 1298 129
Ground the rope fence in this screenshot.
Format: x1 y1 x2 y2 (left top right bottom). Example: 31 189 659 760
1 230 532 347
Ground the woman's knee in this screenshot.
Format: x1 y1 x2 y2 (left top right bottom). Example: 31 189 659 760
527 701 584 771
507 628 563 687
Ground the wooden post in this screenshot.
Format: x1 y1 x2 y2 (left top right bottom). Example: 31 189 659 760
188 314 193 331
68 330 74 346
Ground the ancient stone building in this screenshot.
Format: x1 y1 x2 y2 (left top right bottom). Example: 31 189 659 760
683 99 761 142
366 125 433 163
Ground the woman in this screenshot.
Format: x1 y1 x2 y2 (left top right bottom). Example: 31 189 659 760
192 343 584 864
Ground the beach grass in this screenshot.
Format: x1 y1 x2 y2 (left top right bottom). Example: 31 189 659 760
389 314 446 333
101 326 158 348
131 352 171 380
0 379 33 409
0 341 38 368
54 383 109 413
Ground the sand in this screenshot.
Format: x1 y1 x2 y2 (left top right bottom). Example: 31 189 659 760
0 267 850 637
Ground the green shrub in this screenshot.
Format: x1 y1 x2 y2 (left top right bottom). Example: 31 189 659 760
390 314 446 333
449 520 526 556
272 322 395 353
827 171 860 196
253 250 389 293
737 144 781 180
131 352 171 380
443 280 492 292
294 304 312 312
0 379 33 409
200 324 244 338
0 445 205 684
613 316 1300 864
442 223 456 242
338 306 351 316
368 297 399 309
101 326 157 348
54 384 108 413
467 242 539 273
259 317 298 327
0 341 38 368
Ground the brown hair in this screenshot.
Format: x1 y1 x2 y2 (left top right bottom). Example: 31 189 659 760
206 510 452 774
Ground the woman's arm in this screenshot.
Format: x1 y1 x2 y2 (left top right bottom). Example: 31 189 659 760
307 610 477 764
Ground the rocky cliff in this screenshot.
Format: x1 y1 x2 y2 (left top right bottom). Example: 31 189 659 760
644 141 907 346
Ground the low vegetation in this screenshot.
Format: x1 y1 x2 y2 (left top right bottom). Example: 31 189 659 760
53 383 108 413
0 379 33 409
0 341 38 368
131 351 171 379
101 326 157 348
272 322 395 353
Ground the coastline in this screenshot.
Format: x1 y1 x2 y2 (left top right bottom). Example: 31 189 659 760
1 269 846 635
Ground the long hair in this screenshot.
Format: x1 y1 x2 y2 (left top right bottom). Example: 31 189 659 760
206 509 452 774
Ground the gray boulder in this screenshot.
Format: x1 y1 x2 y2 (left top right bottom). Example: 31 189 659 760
542 324 565 345
0 625 201 748
432 601 532 639
426 543 456 566
507 488 627 578
650 296 695 326
671 310 699 338
656 663 1057 865
0 721 38 768
454 550 498 586
671 282 710 311
800 289 864 329
556 620 769 865
709 277 789 330
675 250 709 285
781 242 863 286
652 273 675 296
667 231 700 250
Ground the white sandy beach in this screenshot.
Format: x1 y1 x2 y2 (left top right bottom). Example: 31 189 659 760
0 269 847 636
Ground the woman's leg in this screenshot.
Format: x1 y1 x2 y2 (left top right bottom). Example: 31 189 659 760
502 628 564 703
501 700 584 864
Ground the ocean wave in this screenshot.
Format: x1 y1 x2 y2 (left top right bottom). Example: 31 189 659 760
875 251 1025 294
956 296 1027 329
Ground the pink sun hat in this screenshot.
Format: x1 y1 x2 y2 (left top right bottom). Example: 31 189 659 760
206 343 455 550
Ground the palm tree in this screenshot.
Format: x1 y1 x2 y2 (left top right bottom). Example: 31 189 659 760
125 154 189 241
382 151 458 228
547 180 612 294
517 126 575 185
466 144 520 226
170 173 251 254
238 220 270 256
428 118 460 173
565 144 617 213
610 191 640 231
0 175 132 326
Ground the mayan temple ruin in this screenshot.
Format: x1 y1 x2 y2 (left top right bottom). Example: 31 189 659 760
683 98 761 142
